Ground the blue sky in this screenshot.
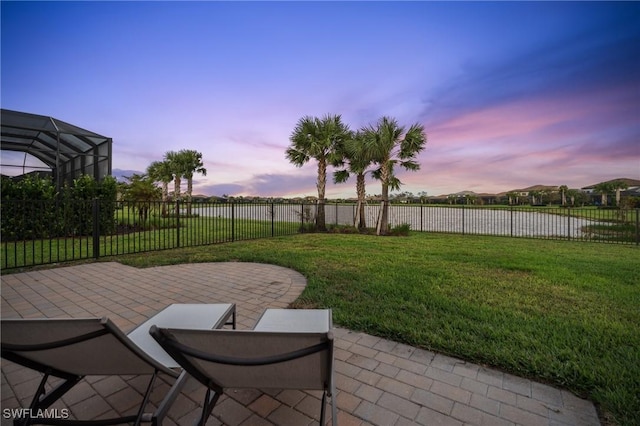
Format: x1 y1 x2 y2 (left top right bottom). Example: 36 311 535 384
2 1 638 198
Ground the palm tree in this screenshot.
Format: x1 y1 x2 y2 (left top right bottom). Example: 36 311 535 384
559 185 569 206
164 150 184 202
333 131 373 230
594 182 613 206
147 160 174 216
177 149 207 215
286 114 350 231
529 190 541 205
567 189 578 206
360 116 427 235
611 180 628 206
121 173 161 222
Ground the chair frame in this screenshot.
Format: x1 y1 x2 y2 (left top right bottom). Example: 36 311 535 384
1 318 181 426
150 326 336 426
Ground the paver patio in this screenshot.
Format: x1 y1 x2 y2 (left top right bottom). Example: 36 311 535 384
1 262 600 426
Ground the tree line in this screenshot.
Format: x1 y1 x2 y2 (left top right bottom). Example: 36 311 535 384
121 149 206 216
286 114 427 235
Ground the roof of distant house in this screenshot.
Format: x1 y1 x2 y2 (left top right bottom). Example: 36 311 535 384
582 178 640 190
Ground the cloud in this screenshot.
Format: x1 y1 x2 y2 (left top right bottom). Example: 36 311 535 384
246 172 318 197
194 170 320 198
111 168 144 182
198 183 246 197
422 10 640 128
409 9 640 196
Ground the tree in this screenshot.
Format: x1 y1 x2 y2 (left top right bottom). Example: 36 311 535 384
333 131 373 230
567 189 588 206
610 180 628 206
120 173 161 222
147 160 174 216
558 185 569 206
164 150 184 202
529 190 541 205
594 182 613 206
286 114 350 231
177 149 207 215
360 116 427 235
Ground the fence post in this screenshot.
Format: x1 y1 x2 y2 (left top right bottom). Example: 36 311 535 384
271 203 275 237
461 204 465 235
231 202 235 242
176 200 181 248
92 198 100 259
636 209 640 245
510 206 514 237
567 207 571 240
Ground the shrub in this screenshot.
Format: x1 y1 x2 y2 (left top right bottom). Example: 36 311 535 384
389 223 411 236
0 174 117 241
327 225 360 234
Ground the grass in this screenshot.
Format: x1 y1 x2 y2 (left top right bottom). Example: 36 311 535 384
1 217 301 269
107 232 639 425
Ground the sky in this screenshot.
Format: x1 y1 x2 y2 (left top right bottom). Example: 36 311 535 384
1 1 639 198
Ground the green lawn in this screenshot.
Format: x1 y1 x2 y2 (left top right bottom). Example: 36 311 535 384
109 232 639 425
1 217 300 269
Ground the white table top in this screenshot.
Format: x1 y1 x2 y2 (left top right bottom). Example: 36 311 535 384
128 303 234 368
254 309 332 333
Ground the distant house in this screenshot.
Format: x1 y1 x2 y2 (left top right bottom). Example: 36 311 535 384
512 185 559 196
581 178 640 194
581 178 640 205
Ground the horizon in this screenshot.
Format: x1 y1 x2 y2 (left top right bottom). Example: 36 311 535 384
1 2 639 199
107 169 637 199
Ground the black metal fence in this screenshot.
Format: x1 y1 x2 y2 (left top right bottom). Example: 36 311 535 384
2 200 638 269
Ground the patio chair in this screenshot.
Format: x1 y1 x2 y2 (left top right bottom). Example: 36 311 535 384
150 309 337 426
2 317 182 426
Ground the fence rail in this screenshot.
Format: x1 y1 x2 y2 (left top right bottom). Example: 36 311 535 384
2 200 638 269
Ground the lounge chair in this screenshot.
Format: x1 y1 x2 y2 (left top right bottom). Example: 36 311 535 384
1 304 236 426
150 308 337 426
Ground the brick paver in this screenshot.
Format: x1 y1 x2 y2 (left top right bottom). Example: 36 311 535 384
1 262 600 425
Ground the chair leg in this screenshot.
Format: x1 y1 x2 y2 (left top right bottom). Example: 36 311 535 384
153 371 190 426
133 371 159 426
196 388 220 426
331 383 338 426
16 372 81 426
320 391 327 426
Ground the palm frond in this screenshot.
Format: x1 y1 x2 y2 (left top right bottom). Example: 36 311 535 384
400 160 421 171
333 169 351 184
285 147 310 166
388 175 402 192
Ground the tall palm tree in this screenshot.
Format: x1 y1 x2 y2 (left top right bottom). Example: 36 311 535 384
147 160 174 216
529 190 541 205
361 116 427 235
567 189 581 206
164 150 184 202
177 149 207 215
559 185 569 206
333 131 373 230
611 180 628 206
594 182 613 206
286 114 350 231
